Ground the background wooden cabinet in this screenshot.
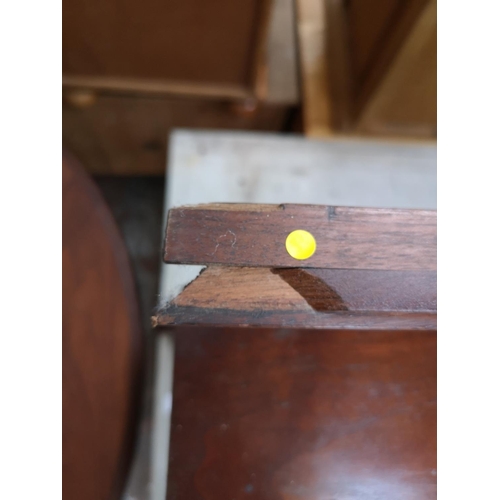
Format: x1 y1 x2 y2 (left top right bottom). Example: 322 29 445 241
62 0 299 174
63 0 270 92
62 0 436 175
63 94 290 175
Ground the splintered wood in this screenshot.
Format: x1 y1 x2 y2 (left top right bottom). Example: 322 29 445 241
154 203 436 330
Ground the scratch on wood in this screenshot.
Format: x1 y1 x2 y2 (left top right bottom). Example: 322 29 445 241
210 230 237 256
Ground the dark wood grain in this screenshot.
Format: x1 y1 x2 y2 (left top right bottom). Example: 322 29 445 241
63 150 143 500
157 307 436 330
276 268 436 312
163 204 436 271
153 266 436 330
167 327 437 500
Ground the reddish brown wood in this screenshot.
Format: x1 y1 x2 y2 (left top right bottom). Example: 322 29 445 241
167 327 437 500
158 308 436 330
163 204 436 271
275 268 436 312
153 266 436 330
63 150 143 500
157 204 436 330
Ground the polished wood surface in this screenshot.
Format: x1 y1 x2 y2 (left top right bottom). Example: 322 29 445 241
163 204 437 271
62 151 143 500
275 268 436 312
167 327 437 499
154 266 436 330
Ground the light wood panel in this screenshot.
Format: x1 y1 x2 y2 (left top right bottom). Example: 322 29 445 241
357 0 437 137
295 0 335 136
296 0 436 139
265 0 300 104
62 77 253 101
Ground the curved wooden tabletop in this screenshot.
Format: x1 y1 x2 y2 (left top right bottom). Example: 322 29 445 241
62 150 143 500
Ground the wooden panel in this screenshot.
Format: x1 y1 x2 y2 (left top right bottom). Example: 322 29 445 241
324 0 354 130
295 0 335 136
154 266 436 330
277 268 436 311
265 0 300 104
62 94 289 175
297 0 436 139
357 0 437 137
163 204 437 271
351 0 430 117
167 327 437 499
63 0 268 87
62 0 299 104
62 151 143 500
348 0 401 82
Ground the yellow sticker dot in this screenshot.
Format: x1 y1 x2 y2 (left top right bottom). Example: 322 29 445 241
285 229 316 260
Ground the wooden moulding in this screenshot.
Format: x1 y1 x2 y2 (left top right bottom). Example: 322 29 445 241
163 203 436 271
62 76 254 101
154 203 436 330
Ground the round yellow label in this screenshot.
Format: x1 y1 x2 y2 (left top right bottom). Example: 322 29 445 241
285 229 316 260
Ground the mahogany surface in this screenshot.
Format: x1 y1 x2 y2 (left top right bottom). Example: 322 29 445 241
167 327 437 500
63 151 143 500
163 204 436 271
